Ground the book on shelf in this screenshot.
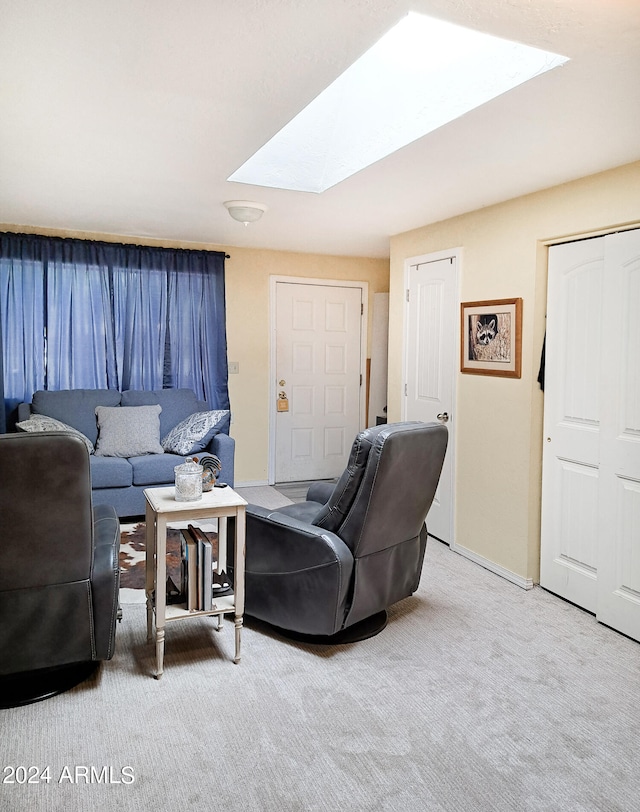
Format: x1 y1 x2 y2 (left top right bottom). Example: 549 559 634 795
186 524 216 612
180 530 198 612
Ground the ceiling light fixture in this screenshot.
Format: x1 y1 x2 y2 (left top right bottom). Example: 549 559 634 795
223 200 268 225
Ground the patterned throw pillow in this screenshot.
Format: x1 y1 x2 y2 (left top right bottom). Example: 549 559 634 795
94 405 164 457
16 415 95 455
161 410 229 456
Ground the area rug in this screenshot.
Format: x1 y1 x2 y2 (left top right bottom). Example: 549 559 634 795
119 522 218 601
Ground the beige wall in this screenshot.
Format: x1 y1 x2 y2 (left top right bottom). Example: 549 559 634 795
388 160 640 583
0 223 389 484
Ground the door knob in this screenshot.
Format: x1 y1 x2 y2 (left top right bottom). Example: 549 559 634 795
279 379 286 386
437 412 449 423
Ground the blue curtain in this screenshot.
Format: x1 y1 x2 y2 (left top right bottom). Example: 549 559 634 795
111 246 169 393
0 238 46 428
45 239 118 390
0 233 229 429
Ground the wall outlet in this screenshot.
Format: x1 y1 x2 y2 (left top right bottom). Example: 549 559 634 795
229 361 239 374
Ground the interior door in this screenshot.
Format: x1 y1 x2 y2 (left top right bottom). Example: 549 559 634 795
596 229 640 640
540 237 604 612
541 229 640 642
404 255 457 544
273 281 364 483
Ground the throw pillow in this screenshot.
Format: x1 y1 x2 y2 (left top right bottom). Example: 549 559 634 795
161 410 229 456
16 415 95 455
94 405 164 457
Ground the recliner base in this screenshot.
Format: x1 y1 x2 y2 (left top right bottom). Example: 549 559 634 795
273 610 388 645
0 661 99 709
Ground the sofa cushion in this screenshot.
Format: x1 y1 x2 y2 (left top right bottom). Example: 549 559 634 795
129 453 184 486
32 389 122 445
89 456 133 488
161 410 230 455
121 389 201 439
94 405 164 457
16 415 95 455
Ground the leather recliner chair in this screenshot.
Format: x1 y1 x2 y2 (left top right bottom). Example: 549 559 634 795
0 431 120 707
241 421 448 642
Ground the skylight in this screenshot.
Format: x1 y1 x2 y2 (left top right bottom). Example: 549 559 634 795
228 13 569 193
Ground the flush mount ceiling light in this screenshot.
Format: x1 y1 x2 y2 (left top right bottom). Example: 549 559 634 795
223 200 268 225
228 13 569 193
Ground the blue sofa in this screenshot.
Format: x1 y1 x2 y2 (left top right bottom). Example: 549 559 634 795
17 388 235 518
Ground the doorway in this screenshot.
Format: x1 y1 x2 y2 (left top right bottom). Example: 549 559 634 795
269 277 367 484
403 250 459 545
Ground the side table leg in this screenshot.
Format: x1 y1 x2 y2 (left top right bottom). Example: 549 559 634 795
146 598 153 642
234 616 242 664
154 514 168 678
233 505 245 665
155 627 165 679
145 501 155 642
216 517 227 635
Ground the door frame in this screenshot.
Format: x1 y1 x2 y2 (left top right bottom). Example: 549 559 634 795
268 275 369 485
401 248 461 547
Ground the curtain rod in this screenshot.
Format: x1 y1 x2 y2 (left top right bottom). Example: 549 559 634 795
1 231 231 260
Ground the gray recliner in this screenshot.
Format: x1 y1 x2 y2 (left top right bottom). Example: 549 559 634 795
242 421 448 641
0 431 120 707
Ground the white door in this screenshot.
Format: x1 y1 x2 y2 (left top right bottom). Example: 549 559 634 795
541 229 640 642
597 230 640 640
404 254 458 544
273 280 364 483
540 237 604 612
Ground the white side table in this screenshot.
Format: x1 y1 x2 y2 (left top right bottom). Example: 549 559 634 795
144 485 247 679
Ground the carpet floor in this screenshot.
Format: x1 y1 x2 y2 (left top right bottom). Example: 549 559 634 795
5 486 640 812
4 533 640 812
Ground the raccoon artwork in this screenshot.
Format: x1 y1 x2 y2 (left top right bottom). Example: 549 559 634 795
461 298 522 377
469 312 511 362
475 314 498 345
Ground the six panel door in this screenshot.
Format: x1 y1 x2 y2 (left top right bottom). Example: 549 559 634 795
404 256 457 544
541 230 640 642
274 281 363 482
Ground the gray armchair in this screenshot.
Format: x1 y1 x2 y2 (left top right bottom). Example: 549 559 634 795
241 421 448 642
0 431 120 707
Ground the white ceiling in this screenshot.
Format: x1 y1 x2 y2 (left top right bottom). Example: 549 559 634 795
1 0 639 259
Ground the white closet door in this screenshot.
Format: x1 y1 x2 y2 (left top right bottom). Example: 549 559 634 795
540 238 604 613
597 230 640 640
541 229 640 642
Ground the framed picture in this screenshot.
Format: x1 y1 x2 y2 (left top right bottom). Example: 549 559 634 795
460 298 522 378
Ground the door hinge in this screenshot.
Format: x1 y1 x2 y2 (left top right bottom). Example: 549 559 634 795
404 383 408 396
361 302 364 315
406 289 410 302
360 373 363 386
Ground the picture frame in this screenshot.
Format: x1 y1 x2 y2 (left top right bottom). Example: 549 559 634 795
460 297 522 378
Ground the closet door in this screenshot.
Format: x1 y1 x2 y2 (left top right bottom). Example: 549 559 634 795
541 229 640 642
596 230 640 640
540 238 604 613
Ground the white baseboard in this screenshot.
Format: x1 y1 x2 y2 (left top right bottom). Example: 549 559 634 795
449 542 534 590
235 480 270 488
